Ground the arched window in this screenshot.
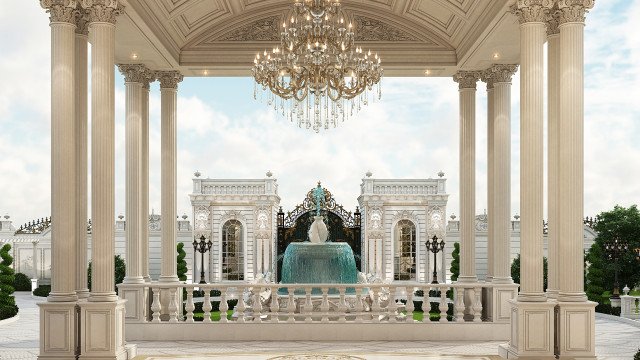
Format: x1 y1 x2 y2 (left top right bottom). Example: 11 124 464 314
222 219 244 281
394 219 416 281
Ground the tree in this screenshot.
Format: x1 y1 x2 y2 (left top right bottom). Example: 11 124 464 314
88 255 126 293
0 244 18 319
177 242 188 282
586 205 640 303
511 253 548 291
450 242 460 281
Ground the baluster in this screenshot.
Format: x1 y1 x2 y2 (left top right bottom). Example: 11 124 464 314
405 286 414 323
422 285 431 323
372 285 381 323
338 286 347 323
320 287 330 323
304 286 313 323
388 286 397 323
355 287 364 323
439 286 448 323
203 289 212 323
270 284 280 323
168 287 179 323
185 288 195 323
454 286 465 322
236 286 246 323
219 286 229 323
473 286 483 322
287 286 296 323
151 287 161 323
253 286 263 323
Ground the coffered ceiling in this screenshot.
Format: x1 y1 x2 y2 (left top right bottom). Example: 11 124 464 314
116 0 520 76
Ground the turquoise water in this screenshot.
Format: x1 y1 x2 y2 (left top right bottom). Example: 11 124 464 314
279 242 358 295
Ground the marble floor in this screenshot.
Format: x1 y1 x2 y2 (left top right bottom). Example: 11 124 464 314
2 292 639 360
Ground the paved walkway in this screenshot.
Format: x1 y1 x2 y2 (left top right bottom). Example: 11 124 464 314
1 293 639 359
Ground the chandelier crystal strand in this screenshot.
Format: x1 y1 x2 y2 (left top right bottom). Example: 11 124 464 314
252 0 383 133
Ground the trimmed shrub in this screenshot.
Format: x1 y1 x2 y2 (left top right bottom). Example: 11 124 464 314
0 243 18 320
634 348 640 360
177 243 188 282
33 285 51 297
13 272 31 291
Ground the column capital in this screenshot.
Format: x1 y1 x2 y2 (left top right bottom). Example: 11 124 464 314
157 70 184 90
118 64 154 84
491 64 519 84
480 69 495 90
40 0 78 24
75 9 89 36
81 0 124 25
557 0 595 24
453 70 481 90
510 0 554 24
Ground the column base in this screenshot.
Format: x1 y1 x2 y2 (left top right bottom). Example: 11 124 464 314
555 301 596 359
76 289 90 300
38 301 79 360
500 299 555 359
117 284 147 323
78 299 128 360
484 283 519 322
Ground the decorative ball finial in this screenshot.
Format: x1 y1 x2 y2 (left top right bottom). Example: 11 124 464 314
266 170 273 178
438 171 445 178
365 171 372 178
118 214 124 220
514 214 520 220
194 170 201 178
450 214 456 220
182 214 188 220
3 214 9 220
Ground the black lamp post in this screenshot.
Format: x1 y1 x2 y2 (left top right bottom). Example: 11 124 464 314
604 237 629 300
426 235 445 284
635 247 640 261
193 235 213 284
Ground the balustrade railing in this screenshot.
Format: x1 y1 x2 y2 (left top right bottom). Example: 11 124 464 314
120 282 504 325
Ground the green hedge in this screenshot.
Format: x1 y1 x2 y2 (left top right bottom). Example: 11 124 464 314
13 273 31 291
0 243 18 320
33 285 51 297
634 348 640 360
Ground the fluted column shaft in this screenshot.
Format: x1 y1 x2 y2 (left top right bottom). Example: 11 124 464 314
75 17 89 299
453 71 479 283
45 3 78 303
486 81 495 282
142 81 151 282
517 18 547 302
88 6 121 302
119 65 150 284
546 19 560 299
492 65 517 283
558 2 591 302
158 71 183 283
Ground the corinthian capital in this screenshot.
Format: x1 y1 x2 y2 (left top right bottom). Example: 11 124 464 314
557 0 595 24
491 64 519 84
75 9 89 35
453 71 481 90
81 0 123 24
480 69 495 90
510 0 554 24
546 9 561 36
118 64 154 84
156 71 184 90
40 0 78 24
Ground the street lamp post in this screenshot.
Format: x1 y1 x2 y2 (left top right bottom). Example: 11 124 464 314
426 235 445 284
193 235 213 284
604 237 629 300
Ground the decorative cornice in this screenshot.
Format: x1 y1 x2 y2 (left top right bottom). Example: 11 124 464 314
510 0 554 24
156 71 184 90
557 0 595 24
491 64 518 84
40 0 78 24
353 15 420 42
81 0 123 25
117 64 153 84
453 71 481 90
75 9 89 35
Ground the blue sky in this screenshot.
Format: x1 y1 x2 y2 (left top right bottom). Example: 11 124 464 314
1 1 639 228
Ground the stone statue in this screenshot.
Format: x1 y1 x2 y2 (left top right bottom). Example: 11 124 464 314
308 182 328 243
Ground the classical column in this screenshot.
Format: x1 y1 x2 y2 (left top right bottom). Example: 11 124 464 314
39 2 79 359
546 12 560 300
40 0 78 303
119 64 152 284
32 241 39 279
554 2 597 358
86 1 121 303
157 70 183 283
453 70 480 283
491 64 518 284
482 71 495 283
141 76 152 282
75 11 89 300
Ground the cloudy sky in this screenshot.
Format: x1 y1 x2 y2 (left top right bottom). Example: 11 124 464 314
0 1 639 228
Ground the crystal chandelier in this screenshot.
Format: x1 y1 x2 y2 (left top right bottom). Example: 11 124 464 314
252 0 383 133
